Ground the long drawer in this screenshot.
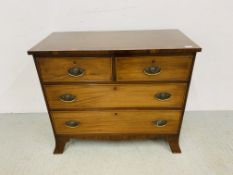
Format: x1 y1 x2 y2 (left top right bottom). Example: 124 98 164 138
44 83 187 109
51 110 182 134
37 57 112 82
116 55 193 81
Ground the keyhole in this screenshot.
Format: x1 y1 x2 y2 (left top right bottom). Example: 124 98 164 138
73 61 76 64
114 113 118 116
152 60 155 64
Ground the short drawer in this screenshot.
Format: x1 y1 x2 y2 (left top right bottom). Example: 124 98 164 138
37 57 112 82
116 55 193 81
51 110 182 134
44 83 187 109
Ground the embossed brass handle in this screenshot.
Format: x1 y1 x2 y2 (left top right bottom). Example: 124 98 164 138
155 92 171 101
153 120 167 127
68 67 85 77
59 94 76 102
144 66 161 75
65 120 80 128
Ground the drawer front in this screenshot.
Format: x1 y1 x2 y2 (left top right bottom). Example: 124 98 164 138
45 83 187 109
51 110 182 134
37 57 112 82
116 55 193 81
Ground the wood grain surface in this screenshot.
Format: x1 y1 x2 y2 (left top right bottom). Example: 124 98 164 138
28 30 201 56
51 110 182 134
28 30 201 153
116 55 193 81
44 83 187 109
37 57 112 82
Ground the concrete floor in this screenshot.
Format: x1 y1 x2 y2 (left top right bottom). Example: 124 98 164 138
0 111 232 175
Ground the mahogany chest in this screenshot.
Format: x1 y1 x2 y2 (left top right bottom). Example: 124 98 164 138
28 30 201 154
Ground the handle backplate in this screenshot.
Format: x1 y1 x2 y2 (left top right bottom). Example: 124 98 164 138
153 120 167 127
59 94 76 102
154 92 171 101
68 67 85 77
144 66 161 76
65 120 80 128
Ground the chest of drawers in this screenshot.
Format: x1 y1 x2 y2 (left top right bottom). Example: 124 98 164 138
28 30 201 154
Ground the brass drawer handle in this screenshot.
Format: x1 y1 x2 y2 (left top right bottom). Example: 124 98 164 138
144 66 161 75
155 92 171 101
153 120 167 127
68 67 85 77
65 120 80 128
59 94 76 102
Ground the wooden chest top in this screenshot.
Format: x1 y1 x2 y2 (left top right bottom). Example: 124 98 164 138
28 30 201 55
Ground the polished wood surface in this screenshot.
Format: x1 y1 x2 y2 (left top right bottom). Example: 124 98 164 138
38 57 112 82
116 55 193 81
166 135 181 153
28 30 202 154
53 136 69 154
51 110 181 134
45 83 187 109
28 30 201 56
